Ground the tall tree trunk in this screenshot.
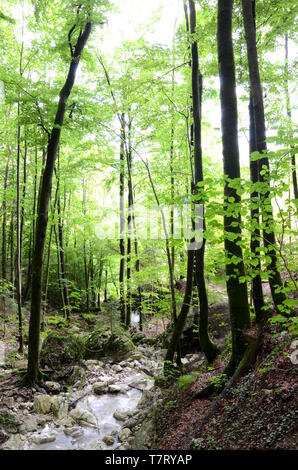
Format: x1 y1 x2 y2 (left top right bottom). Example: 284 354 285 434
189 0 218 362
26 18 92 384
10 203 15 297
82 179 89 312
247 1 264 322
56 156 69 318
16 100 23 353
284 32 297 200
2 154 10 281
125 116 133 328
24 146 38 301
249 96 265 322
20 137 27 270
218 0 250 373
42 181 59 330
242 0 286 311
119 114 126 324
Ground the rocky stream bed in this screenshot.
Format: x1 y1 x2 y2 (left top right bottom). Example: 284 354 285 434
0 343 167 451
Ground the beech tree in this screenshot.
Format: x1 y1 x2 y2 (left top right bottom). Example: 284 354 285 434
217 0 250 372
26 5 93 384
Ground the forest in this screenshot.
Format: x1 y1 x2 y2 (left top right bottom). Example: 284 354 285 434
0 0 297 454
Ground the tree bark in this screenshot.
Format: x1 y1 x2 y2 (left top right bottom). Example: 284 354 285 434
26 18 92 384
218 0 250 373
242 0 286 311
119 114 126 324
284 32 297 201
189 0 219 362
2 153 10 281
249 95 265 321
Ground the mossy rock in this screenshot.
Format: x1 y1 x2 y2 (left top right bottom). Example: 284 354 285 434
131 331 146 345
84 327 134 360
40 328 85 369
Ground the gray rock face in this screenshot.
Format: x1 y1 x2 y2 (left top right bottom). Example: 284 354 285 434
132 418 155 450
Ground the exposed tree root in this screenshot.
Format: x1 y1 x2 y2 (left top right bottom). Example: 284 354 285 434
193 325 262 400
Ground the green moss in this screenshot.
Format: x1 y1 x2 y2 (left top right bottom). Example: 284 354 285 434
40 328 85 369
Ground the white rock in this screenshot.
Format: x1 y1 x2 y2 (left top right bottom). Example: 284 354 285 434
69 402 98 428
51 395 69 419
33 394 52 414
31 432 57 445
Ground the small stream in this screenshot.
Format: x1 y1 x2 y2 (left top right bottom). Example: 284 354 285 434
25 387 142 450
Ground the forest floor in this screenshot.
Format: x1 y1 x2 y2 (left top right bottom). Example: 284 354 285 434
154 325 297 450
0 282 297 450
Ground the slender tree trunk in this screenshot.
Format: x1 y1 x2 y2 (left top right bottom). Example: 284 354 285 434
10 203 15 297
165 248 194 369
247 1 264 322
119 114 126 324
26 19 92 384
242 0 286 311
20 137 27 270
16 100 23 352
2 154 10 280
284 32 297 200
82 179 89 312
125 116 133 328
57 194 69 317
24 146 38 301
42 182 59 329
218 0 250 373
249 96 265 321
189 0 218 361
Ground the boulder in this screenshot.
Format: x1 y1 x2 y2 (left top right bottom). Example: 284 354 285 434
64 427 84 439
0 409 22 433
51 395 69 419
1 433 25 450
31 431 57 445
118 427 131 442
93 382 108 395
44 381 61 394
69 402 98 428
113 409 131 421
103 435 115 446
84 328 134 361
33 394 52 414
40 329 85 369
